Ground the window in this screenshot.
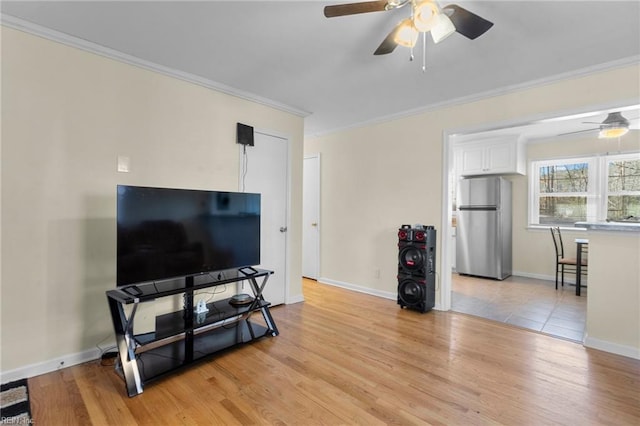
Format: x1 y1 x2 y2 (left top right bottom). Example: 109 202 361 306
529 153 640 226
531 157 595 225
606 154 640 221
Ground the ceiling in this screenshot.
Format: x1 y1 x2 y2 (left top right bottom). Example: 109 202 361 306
2 1 640 138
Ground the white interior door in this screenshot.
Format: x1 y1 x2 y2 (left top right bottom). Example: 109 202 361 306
239 132 288 305
303 155 320 279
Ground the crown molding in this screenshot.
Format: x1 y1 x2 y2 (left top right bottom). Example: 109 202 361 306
1 14 310 118
308 55 640 138
4 13 638 138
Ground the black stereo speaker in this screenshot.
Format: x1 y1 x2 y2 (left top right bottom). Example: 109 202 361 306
397 225 436 313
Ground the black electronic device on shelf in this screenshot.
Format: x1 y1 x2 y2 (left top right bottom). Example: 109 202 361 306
229 293 254 306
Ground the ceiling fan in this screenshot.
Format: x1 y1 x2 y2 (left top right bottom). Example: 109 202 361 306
562 112 640 139
323 0 494 56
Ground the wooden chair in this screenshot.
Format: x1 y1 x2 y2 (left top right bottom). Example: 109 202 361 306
550 227 587 290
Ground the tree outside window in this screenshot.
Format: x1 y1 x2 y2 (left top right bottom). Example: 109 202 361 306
537 162 590 225
607 158 640 221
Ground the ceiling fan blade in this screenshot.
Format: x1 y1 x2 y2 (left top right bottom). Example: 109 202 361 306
559 128 599 137
373 22 402 55
443 4 493 40
324 1 389 18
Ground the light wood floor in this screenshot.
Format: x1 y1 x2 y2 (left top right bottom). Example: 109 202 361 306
28 279 639 425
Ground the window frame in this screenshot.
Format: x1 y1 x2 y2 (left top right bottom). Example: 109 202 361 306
529 156 597 226
601 153 640 221
530 152 640 227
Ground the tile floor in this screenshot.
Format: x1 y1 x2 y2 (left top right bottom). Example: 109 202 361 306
451 273 587 342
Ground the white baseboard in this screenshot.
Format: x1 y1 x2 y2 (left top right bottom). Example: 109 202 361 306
318 277 397 301
454 270 573 284
1 347 103 385
286 293 305 304
583 334 640 360
512 271 555 281
512 270 578 285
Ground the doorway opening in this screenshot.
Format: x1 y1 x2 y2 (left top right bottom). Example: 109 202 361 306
303 154 321 280
439 101 639 342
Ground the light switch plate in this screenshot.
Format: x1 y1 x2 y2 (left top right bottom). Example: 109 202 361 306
117 155 130 173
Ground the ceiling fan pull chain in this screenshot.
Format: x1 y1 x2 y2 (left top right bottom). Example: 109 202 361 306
409 4 415 61
422 31 427 72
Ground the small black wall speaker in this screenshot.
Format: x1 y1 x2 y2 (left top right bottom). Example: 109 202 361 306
236 122 254 146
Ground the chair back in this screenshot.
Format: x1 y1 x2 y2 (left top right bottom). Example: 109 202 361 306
550 227 565 259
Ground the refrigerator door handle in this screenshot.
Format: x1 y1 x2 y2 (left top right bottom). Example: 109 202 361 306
458 206 498 211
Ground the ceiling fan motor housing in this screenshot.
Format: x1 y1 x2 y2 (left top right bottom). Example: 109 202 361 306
601 112 629 128
598 112 631 138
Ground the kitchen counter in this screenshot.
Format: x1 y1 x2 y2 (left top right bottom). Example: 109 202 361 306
575 221 640 232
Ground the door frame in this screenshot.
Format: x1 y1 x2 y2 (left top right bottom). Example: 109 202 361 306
438 99 639 312
238 128 292 304
303 154 321 279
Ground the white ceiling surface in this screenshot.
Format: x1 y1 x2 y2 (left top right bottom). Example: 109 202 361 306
2 1 640 138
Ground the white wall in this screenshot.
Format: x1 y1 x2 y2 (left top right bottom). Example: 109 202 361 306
585 231 640 357
0 27 304 375
305 64 640 357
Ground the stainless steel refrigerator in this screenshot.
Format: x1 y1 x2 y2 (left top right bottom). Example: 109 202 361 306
456 176 512 280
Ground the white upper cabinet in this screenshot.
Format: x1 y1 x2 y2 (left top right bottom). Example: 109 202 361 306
455 136 525 177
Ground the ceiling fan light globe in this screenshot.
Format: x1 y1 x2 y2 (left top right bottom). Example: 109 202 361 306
413 1 439 32
431 13 456 44
395 18 419 48
599 127 629 139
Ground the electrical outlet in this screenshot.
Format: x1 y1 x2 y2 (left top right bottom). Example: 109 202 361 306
374 269 380 279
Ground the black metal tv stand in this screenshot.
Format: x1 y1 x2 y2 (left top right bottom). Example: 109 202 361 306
105 268 278 397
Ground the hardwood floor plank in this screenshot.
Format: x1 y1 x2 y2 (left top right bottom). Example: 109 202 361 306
26 278 639 425
73 365 137 425
29 369 93 425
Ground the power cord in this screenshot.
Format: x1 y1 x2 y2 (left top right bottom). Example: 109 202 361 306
100 351 118 366
96 335 118 366
241 144 249 192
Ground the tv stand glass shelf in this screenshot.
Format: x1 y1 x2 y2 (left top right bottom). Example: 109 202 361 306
106 268 278 397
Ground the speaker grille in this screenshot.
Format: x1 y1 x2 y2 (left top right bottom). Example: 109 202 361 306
398 277 426 305
399 244 426 272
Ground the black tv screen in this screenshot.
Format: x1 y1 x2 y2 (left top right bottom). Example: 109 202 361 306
116 185 260 286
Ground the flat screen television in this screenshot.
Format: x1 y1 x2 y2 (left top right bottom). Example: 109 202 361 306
116 185 260 286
